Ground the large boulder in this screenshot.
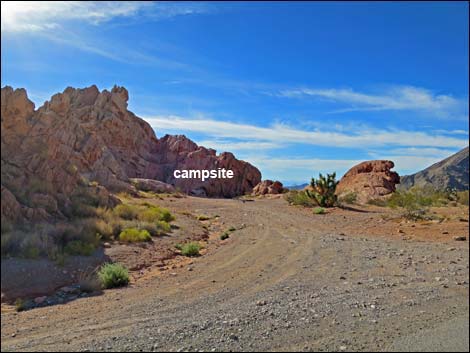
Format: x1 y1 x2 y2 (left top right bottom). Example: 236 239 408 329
336 160 400 204
1 85 262 223
252 180 285 196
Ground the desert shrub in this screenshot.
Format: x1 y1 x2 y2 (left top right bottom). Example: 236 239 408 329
15 298 26 312
137 206 161 222
156 220 171 233
387 186 453 210
119 228 151 242
220 232 230 240
94 219 114 240
197 215 211 221
285 190 317 207
98 263 129 289
306 173 339 207
180 242 201 257
339 192 357 205
228 226 236 232
114 204 139 220
78 270 101 293
367 198 388 207
64 240 96 256
457 190 469 206
174 243 183 250
137 205 175 223
158 208 175 222
313 207 326 215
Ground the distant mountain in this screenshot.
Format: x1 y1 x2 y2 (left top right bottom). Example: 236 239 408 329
400 147 469 191
285 183 308 190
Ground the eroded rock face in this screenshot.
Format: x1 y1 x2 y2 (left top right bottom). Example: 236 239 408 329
252 180 285 196
1 85 261 223
336 160 400 203
130 178 176 194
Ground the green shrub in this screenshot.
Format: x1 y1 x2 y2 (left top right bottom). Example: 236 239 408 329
306 173 339 207
156 220 171 233
284 190 317 207
197 215 211 221
339 192 357 205
137 206 161 222
174 243 183 250
94 219 114 239
98 263 129 289
114 204 139 220
64 240 96 256
313 207 326 215
228 226 236 232
220 232 230 240
119 228 151 242
158 208 175 222
180 242 201 257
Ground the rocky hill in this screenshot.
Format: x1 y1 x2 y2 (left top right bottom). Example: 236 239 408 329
400 147 469 191
1 85 261 224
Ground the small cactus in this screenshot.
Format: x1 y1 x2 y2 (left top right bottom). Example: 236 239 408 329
306 172 339 207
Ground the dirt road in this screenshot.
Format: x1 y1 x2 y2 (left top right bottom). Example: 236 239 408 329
1 197 469 351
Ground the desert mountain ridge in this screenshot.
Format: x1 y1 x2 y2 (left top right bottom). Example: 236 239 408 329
400 147 469 191
1 85 261 224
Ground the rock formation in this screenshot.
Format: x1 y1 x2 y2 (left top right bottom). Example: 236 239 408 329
400 147 469 191
1 85 261 223
336 160 400 203
252 180 285 196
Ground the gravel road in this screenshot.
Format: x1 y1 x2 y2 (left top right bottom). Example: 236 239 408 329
1 197 469 352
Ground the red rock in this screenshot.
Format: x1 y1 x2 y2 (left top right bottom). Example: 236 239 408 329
1 85 261 223
336 160 400 204
252 180 285 195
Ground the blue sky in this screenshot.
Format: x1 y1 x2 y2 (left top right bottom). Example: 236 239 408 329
1 1 469 184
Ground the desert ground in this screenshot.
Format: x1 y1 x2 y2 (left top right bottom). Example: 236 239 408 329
1 195 469 352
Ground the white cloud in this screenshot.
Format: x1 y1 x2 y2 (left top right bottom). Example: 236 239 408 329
1 1 212 33
196 140 283 152
144 115 468 149
1 1 147 33
279 85 468 120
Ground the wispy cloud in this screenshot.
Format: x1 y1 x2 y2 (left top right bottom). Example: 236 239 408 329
1 1 210 69
196 140 284 153
278 85 468 120
1 1 211 33
144 115 468 149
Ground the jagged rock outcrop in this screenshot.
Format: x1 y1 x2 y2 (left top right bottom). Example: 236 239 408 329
252 180 285 196
336 160 400 203
1 85 261 223
400 147 469 191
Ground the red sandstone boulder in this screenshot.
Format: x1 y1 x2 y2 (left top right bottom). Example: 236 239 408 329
336 160 400 204
252 180 285 196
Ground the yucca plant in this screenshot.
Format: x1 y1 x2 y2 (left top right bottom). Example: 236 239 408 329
306 172 339 207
